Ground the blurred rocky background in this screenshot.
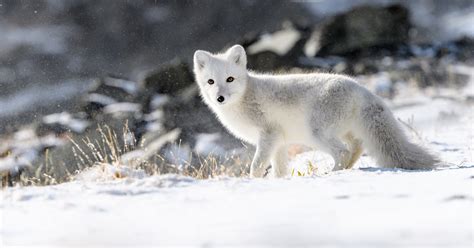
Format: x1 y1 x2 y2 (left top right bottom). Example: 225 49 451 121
1 0 473 185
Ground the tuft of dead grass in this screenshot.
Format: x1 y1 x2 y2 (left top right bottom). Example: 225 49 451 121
4 122 251 187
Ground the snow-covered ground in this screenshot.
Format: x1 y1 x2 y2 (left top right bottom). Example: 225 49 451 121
1 84 473 247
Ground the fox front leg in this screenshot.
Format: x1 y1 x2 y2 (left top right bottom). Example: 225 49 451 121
250 130 279 178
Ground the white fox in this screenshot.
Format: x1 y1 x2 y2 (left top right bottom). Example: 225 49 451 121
193 45 439 177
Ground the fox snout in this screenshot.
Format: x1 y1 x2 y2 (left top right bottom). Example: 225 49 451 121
215 88 231 104
216 93 230 104
217 95 225 103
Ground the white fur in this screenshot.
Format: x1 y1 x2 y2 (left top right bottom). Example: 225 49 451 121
194 45 439 178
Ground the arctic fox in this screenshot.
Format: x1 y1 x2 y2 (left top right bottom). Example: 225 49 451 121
193 45 438 177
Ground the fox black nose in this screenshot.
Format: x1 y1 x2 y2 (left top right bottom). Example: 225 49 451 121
217 96 225 103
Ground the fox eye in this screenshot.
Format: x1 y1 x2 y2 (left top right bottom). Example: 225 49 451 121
226 77 234 83
207 79 214 85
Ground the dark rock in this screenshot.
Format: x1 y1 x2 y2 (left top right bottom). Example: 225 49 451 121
82 93 118 119
93 76 139 100
83 76 140 118
247 51 285 71
240 32 262 49
0 128 65 186
37 112 90 136
298 56 347 71
161 85 229 144
142 61 194 96
384 58 471 88
246 22 312 71
351 59 380 75
314 4 411 57
140 61 195 113
452 36 474 61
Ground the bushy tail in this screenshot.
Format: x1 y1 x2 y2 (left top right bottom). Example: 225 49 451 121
358 102 439 170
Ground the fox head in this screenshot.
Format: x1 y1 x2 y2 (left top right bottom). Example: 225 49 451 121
193 45 248 107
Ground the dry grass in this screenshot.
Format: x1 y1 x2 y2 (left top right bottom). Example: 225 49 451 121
4 122 252 187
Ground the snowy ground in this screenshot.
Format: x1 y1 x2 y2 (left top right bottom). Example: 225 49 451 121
1 85 473 247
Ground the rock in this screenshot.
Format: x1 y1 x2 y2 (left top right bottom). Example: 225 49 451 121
246 23 302 57
83 76 140 118
37 112 90 136
160 85 237 148
82 93 118 118
247 51 285 71
140 61 195 113
313 4 411 57
133 61 194 141
135 61 239 148
142 60 194 96
103 102 142 120
351 59 380 75
93 76 139 99
298 56 347 72
246 22 312 71
452 36 474 61
0 128 65 186
378 57 472 89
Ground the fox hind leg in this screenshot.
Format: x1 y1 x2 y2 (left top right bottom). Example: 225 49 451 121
270 145 289 178
343 132 363 169
310 131 351 171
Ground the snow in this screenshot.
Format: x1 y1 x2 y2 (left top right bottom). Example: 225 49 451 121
0 156 32 173
85 93 118 106
103 77 140 95
247 26 301 56
103 102 141 115
1 86 473 246
75 163 147 182
42 112 90 133
0 129 64 174
149 94 170 109
1 167 472 246
194 132 227 156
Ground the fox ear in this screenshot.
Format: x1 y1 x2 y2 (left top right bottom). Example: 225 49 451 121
194 50 210 70
226 45 247 67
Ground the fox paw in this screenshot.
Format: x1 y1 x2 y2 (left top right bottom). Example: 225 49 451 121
333 150 351 171
250 166 266 178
